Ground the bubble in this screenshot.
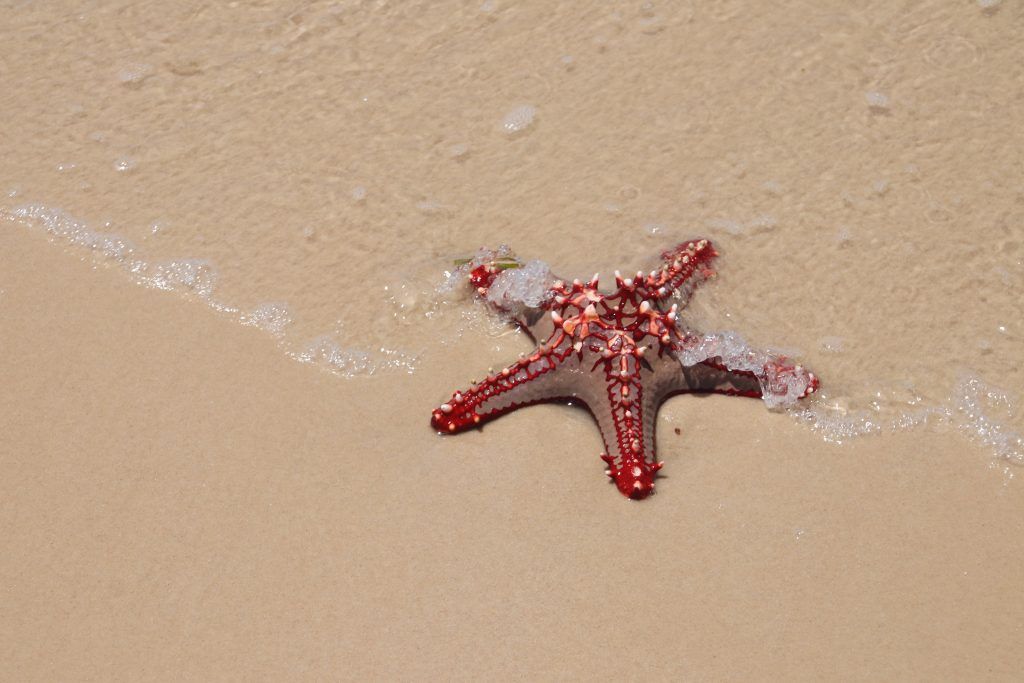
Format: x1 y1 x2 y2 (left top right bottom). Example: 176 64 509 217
114 157 137 172
448 143 470 160
819 336 845 353
501 104 537 136
865 91 890 112
241 302 292 337
117 63 153 88
416 199 445 215
952 376 1023 464
351 186 367 202
486 260 554 312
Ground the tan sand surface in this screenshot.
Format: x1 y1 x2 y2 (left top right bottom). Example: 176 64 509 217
2 1 1023 680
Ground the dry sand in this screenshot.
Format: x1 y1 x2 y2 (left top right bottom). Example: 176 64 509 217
2 1 1023 680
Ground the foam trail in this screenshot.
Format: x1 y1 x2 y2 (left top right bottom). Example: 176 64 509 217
2 202 416 378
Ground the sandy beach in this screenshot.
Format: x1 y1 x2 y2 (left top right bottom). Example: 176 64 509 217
3 1 1023 679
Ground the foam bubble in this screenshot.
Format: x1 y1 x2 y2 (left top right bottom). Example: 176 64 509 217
865 91 891 111
952 376 1023 464
818 336 845 353
448 143 470 159
501 105 537 135
485 259 554 312
241 302 293 337
117 63 153 87
676 330 816 409
290 336 416 378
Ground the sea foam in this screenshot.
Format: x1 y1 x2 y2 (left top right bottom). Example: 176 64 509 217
2 202 416 378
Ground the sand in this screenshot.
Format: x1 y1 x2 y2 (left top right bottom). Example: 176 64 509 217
2 1 1023 680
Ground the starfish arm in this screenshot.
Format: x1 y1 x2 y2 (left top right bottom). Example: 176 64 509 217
431 339 578 434
585 354 665 499
671 335 820 407
671 361 764 397
642 238 718 302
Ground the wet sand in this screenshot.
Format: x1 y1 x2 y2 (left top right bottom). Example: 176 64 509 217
3 1 1024 680
5 220 1024 679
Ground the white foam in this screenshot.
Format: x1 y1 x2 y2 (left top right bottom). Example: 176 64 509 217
3 202 416 378
501 105 537 135
415 199 445 215
789 374 1023 465
117 63 152 87
865 91 890 111
448 143 470 159
676 330 816 409
485 259 554 312
952 376 1023 464
241 302 292 337
818 336 844 353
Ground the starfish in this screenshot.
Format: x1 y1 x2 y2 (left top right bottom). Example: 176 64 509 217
431 239 819 500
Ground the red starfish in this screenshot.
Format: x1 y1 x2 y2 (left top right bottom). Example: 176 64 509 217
431 240 819 500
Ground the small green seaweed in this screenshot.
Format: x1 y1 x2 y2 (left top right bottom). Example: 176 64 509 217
453 256 522 270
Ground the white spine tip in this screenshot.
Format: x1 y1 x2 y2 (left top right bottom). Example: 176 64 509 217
440 403 453 413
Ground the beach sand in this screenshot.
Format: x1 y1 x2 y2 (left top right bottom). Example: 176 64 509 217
2 1 1023 679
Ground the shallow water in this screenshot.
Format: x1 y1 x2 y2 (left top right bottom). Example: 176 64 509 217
3 1 1024 678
